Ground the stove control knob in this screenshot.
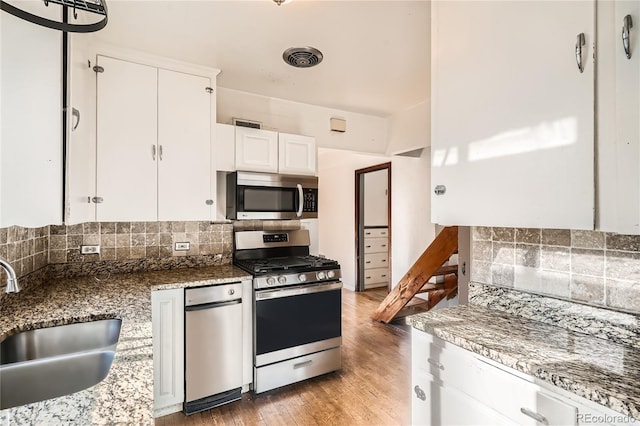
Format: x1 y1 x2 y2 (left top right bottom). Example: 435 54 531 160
298 274 307 282
266 277 276 286
327 270 336 279
317 271 327 280
278 276 287 285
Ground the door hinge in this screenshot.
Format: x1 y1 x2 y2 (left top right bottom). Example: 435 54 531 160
205 87 214 94
93 65 104 73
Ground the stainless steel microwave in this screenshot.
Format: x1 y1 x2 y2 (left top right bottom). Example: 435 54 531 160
226 172 318 220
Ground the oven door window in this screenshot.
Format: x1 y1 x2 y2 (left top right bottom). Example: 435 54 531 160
240 186 297 212
255 288 341 356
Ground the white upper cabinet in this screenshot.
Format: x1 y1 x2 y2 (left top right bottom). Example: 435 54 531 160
91 55 216 222
0 12 62 228
431 1 595 229
235 127 278 173
157 69 212 221
597 0 640 234
96 56 158 222
278 133 317 176
215 123 236 172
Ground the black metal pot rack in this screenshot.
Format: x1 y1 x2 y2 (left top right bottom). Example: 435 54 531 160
0 0 108 33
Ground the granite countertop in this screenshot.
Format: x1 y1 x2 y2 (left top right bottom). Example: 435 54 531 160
0 264 251 425
407 304 640 420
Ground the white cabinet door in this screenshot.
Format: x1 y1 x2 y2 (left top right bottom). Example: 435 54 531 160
235 127 278 173
278 133 317 176
152 288 184 417
597 0 640 234
96 56 158 222
215 123 236 172
0 12 62 228
431 1 595 229
158 69 211 221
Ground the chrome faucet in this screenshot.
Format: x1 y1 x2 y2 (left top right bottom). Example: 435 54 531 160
0 257 19 293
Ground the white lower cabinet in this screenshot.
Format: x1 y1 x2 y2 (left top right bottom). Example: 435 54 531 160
152 288 184 417
411 328 622 426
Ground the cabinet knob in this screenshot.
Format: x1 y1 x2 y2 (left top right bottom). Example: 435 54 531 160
413 385 426 401
434 185 446 195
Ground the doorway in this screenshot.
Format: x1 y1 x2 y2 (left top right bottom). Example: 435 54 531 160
355 162 391 293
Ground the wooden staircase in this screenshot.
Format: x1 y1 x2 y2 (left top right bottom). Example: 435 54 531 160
371 226 459 323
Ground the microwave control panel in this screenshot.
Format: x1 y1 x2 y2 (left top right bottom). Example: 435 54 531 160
303 189 318 212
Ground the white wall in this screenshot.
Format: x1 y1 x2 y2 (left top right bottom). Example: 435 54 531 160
318 147 435 291
317 149 389 291
217 87 389 154
386 100 430 155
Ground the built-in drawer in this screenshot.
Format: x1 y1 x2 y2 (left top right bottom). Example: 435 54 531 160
364 228 388 238
364 268 389 286
254 347 341 394
364 237 388 254
364 253 388 269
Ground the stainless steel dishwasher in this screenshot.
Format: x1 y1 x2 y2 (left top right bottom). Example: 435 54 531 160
184 282 243 415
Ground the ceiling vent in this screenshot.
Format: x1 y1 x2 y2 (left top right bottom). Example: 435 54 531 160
283 47 323 68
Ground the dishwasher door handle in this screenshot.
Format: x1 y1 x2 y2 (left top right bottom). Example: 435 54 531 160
185 298 241 312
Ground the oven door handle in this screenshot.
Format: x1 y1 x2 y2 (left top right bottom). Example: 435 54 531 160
256 281 342 300
296 184 304 217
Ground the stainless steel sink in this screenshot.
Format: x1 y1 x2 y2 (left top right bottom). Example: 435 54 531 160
0 319 122 409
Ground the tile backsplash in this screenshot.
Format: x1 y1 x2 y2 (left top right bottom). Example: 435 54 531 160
472 227 640 314
0 222 233 281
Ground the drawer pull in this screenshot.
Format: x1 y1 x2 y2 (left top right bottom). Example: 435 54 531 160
293 360 313 369
381 259 387 262
366 261 371 264
366 276 372 279
381 275 386 278
427 358 444 370
381 244 386 247
365 232 372 235
520 408 548 425
366 245 371 248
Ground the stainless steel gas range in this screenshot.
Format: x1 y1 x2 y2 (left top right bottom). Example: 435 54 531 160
234 229 342 394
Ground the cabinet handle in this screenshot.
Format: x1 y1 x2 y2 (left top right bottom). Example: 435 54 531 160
71 108 80 130
575 32 585 73
623 15 633 59
293 360 313 369
152 145 156 161
427 358 444 370
520 408 548 425
414 385 426 401
159 145 163 161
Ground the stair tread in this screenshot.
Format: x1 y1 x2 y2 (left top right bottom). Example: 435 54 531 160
433 264 458 276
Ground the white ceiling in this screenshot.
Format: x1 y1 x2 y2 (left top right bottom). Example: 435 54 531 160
94 0 429 117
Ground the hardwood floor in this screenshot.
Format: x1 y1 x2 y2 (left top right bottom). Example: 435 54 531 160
156 288 411 426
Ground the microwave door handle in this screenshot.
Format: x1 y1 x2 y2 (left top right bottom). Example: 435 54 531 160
296 184 304 217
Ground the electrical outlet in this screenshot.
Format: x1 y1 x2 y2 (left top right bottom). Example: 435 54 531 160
81 245 100 254
175 242 190 251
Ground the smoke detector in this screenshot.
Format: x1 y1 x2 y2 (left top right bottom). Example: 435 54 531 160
282 47 324 68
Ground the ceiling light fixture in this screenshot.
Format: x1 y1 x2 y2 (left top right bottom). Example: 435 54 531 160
272 0 292 6
0 0 108 33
